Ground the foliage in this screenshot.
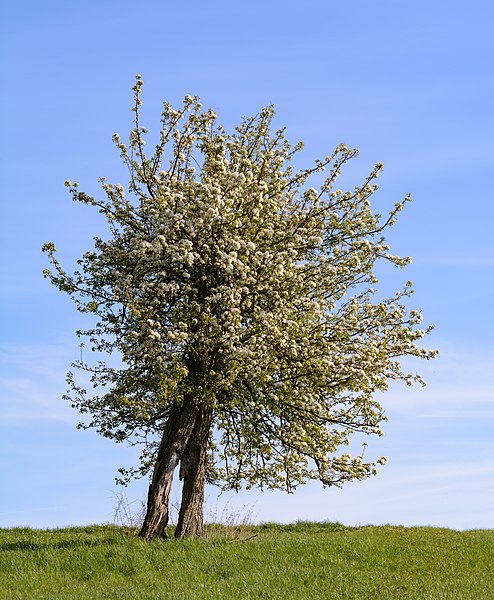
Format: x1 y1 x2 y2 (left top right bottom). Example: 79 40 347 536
43 76 437 496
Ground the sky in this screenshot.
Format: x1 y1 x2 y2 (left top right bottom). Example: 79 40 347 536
1 0 493 530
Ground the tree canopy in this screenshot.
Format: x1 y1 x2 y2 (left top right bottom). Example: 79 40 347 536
43 76 437 538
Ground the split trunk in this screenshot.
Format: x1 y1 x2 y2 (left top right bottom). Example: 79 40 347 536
138 399 213 540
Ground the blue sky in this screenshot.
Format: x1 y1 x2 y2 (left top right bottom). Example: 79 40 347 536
1 0 493 530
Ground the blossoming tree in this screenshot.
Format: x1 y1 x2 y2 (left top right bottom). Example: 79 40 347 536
43 76 437 540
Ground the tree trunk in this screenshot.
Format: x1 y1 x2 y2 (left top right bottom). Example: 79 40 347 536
138 401 198 541
174 404 213 539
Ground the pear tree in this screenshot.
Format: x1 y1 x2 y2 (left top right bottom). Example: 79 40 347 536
43 76 437 540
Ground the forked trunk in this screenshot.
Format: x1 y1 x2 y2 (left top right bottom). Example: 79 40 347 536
138 401 198 540
174 405 213 539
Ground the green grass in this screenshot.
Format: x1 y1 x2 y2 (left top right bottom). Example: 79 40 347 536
1 522 492 599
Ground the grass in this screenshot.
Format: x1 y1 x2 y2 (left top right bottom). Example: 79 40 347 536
0 522 492 599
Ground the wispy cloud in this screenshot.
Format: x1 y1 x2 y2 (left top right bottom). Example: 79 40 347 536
1 340 492 530
0 342 78 423
381 346 494 418
208 457 494 530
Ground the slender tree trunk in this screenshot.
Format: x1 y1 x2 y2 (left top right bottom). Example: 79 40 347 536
174 404 213 539
138 401 198 541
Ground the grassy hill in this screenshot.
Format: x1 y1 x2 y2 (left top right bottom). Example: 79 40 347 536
1 522 492 599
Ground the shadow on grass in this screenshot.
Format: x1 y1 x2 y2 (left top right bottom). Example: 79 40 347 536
0 525 134 552
0 538 118 552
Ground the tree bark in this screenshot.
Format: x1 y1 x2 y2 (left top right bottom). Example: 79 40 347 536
138 401 198 541
174 404 213 539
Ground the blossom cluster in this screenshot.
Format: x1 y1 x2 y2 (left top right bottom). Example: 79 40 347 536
43 76 437 490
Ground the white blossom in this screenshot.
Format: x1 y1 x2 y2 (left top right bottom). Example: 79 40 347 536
43 80 437 496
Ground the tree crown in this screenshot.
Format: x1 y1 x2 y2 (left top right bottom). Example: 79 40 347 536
43 76 437 493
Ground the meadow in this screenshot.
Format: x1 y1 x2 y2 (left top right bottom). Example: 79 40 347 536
1 522 492 599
